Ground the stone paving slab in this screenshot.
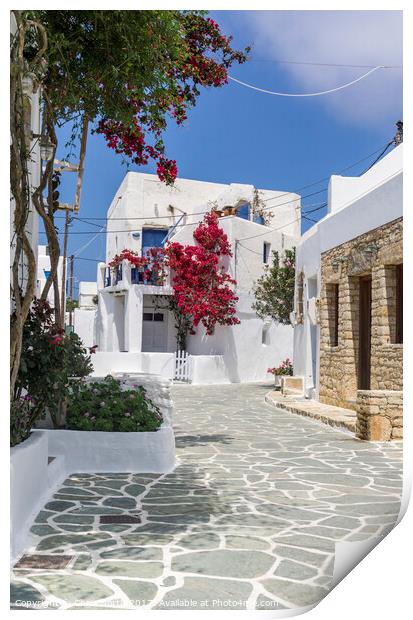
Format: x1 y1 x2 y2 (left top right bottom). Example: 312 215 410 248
11 384 402 610
265 390 357 432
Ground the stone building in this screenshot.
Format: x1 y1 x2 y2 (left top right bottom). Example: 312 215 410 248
293 143 403 440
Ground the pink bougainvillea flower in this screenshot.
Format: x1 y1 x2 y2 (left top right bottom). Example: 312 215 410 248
49 334 63 345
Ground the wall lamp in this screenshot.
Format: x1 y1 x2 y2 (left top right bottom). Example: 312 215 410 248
331 257 348 272
31 132 56 162
363 242 378 256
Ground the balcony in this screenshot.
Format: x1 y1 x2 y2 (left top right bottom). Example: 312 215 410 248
103 261 169 290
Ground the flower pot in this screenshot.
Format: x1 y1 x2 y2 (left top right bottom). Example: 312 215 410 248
273 376 282 388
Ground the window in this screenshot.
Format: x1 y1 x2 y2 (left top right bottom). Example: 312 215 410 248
262 324 270 345
143 313 153 321
154 313 164 322
263 242 271 264
236 204 250 220
326 283 339 346
142 228 168 255
396 264 403 343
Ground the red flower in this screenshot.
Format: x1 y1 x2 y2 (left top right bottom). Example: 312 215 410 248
50 334 63 345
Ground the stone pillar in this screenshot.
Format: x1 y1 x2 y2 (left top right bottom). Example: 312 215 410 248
356 389 403 440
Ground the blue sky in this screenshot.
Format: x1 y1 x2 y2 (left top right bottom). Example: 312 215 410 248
48 10 402 294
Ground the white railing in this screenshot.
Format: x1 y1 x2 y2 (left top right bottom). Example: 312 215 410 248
174 350 191 382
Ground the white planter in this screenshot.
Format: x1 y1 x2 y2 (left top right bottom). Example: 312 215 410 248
273 376 282 388
10 432 66 560
43 425 176 473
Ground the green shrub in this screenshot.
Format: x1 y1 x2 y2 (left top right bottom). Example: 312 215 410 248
66 376 163 432
12 299 93 444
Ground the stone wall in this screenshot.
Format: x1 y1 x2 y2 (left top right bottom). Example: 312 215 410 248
356 390 403 440
319 217 403 412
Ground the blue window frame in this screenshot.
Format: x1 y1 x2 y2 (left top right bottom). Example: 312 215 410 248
142 228 167 256
236 204 250 220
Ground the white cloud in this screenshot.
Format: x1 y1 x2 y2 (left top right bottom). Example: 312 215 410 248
232 10 402 127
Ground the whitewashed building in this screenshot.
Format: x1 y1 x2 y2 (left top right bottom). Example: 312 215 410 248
76 172 301 383
73 281 98 347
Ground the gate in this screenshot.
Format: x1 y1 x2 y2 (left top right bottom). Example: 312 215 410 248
174 350 190 382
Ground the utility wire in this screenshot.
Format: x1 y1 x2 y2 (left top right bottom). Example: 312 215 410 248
228 66 384 97
53 141 394 220
40 201 326 237
249 58 402 69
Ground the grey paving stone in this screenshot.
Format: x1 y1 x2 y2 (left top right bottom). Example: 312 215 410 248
113 579 158 605
172 549 275 579
100 546 162 560
176 532 220 550
30 574 114 602
12 383 402 611
96 561 163 578
275 559 318 580
10 581 45 607
261 578 327 606
156 576 253 609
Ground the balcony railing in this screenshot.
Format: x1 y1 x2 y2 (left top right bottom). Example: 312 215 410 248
104 263 166 288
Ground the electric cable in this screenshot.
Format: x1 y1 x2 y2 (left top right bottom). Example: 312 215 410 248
228 66 384 97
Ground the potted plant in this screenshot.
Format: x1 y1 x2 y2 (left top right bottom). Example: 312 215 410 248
267 358 293 389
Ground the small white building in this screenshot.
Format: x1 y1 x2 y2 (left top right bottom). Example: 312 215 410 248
76 172 301 383
36 245 66 309
293 144 403 403
73 281 98 347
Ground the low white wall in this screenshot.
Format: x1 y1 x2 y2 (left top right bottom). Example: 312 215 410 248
190 355 230 385
10 432 66 561
45 426 175 473
91 351 175 380
73 308 96 348
187 318 294 384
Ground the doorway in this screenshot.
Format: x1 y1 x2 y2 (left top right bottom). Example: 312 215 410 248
142 307 168 352
358 275 372 390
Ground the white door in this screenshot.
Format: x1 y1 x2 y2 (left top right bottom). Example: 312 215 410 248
142 308 168 352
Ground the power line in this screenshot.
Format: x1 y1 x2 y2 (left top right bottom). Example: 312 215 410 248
52 141 393 220
40 200 326 238
249 58 402 69
236 203 328 244
228 65 384 97
261 143 393 204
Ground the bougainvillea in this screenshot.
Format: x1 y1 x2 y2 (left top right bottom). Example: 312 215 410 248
109 247 167 284
94 13 249 185
165 213 240 335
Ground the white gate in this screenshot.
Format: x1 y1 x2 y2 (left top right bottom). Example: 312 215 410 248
174 350 190 382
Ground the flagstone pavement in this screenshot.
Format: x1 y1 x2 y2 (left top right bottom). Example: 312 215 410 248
11 383 403 610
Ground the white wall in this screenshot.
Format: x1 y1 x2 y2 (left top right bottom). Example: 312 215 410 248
294 144 403 396
105 172 300 262
37 245 65 307
10 19 41 296
79 281 97 308
91 351 175 380
73 308 96 348
91 173 301 383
